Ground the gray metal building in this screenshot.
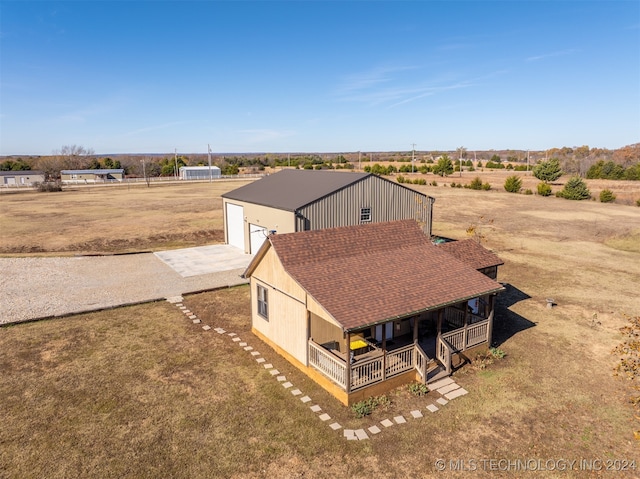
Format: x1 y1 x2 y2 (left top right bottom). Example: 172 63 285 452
222 169 435 254
179 166 221 180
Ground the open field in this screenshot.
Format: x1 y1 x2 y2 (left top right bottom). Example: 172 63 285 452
1 173 640 477
0 180 252 255
1 171 638 255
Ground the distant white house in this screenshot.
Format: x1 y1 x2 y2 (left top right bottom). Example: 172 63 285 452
0 170 45 186
179 166 222 180
61 169 125 183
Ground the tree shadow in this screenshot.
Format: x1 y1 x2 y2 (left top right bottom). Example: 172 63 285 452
492 283 536 348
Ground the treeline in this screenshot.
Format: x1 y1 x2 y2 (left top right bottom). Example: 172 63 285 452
586 160 640 181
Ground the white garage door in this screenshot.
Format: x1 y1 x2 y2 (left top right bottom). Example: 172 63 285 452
225 203 244 251
249 224 268 254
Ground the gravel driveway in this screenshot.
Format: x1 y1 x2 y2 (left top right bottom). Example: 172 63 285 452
0 253 249 325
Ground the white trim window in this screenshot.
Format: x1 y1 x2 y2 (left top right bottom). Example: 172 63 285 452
257 284 268 320
360 207 372 223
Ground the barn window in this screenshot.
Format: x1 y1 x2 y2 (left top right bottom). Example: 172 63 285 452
257 284 268 320
360 207 372 223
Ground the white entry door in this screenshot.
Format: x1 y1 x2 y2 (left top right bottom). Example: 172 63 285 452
249 224 268 254
375 322 394 342
225 203 244 251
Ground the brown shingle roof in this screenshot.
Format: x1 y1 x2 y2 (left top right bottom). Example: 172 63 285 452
222 169 370 211
437 239 504 270
264 220 504 332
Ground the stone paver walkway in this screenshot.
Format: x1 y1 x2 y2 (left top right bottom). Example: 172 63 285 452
167 295 470 441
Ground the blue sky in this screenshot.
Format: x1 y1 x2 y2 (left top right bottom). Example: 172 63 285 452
1 1 639 155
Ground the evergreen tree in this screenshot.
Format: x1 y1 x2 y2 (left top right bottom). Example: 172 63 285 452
533 158 562 183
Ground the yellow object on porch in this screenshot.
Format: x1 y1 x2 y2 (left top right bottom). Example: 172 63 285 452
350 339 368 350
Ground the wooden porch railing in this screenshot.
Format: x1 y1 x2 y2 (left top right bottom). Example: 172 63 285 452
414 343 428 382
437 335 453 375
441 318 490 352
308 339 347 389
350 355 383 390
445 307 486 328
385 344 414 378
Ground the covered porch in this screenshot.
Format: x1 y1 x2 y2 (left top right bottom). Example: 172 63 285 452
308 298 495 396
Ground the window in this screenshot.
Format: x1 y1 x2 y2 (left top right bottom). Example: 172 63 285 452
257 284 268 320
360 207 371 223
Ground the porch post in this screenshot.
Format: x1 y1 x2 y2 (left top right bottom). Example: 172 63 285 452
463 304 469 349
382 334 387 382
345 331 351 393
437 309 443 335
487 295 496 346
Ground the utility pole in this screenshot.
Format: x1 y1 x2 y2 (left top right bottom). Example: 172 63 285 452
358 151 361 171
527 149 530 174
208 144 213 182
174 148 179 180
411 143 416 173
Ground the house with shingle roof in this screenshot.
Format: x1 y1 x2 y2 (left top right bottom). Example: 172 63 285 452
243 219 504 405
222 169 435 254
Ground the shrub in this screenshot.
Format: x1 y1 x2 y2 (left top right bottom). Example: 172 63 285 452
557 176 591 200
33 181 63 192
537 182 552 196
636 198 640 207
351 395 390 418
468 177 483 190
489 347 506 359
599 189 616 203
504 175 522 193
450 182 456 188
430 180 438 186
524 188 533 195
533 158 562 183
481 182 491 191
397 175 405 184
408 382 429 396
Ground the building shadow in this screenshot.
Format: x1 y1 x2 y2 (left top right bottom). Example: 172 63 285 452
492 283 536 348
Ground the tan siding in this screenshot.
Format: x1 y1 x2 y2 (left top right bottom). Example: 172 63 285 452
307 295 342 328
250 248 308 364
309 313 345 351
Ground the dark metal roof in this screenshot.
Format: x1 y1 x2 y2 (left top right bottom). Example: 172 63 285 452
60 169 124 174
0 170 44 176
222 169 370 211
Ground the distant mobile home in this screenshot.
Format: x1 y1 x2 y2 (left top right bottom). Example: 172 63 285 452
61 169 125 183
179 166 222 180
222 169 435 254
0 170 45 186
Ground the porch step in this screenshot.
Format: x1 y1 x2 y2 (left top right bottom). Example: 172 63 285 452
426 365 450 384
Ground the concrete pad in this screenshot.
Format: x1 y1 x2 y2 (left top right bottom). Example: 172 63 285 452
368 425 382 435
282 382 293 389
329 422 342 431
437 383 460 395
166 296 183 303
238 342 247 346
243 346 253 351
276 375 286 382
256 358 265 363
300 396 312 403
188 315 197 320
228 333 237 337
354 429 369 440
318 413 331 422
232 337 241 342
263 364 273 369
394 416 407 424
380 419 394 428
192 319 201 324
269 369 280 376
347 435 358 441
445 388 468 400
154 244 254 278
202 325 211 331
310 405 322 413
215 329 226 334
250 351 260 356
290 389 302 396
436 397 448 406
426 404 439 413
343 429 355 438
428 377 455 391
410 410 423 419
